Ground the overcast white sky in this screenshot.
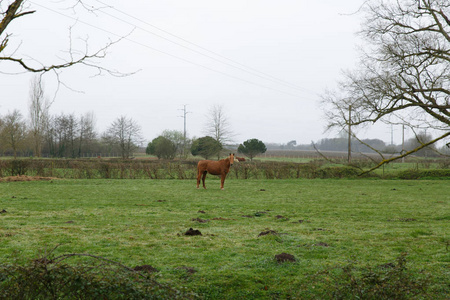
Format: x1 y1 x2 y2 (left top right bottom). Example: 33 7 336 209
2 0 399 145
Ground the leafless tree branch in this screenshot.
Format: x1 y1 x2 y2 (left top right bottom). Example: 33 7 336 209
322 0 450 172
1 0 132 80
361 131 450 175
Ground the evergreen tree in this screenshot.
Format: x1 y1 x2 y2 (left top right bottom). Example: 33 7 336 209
238 139 267 161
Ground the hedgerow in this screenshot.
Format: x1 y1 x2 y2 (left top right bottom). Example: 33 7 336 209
0 158 448 180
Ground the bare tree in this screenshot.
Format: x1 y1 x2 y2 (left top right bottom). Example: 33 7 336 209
0 109 27 158
105 116 143 159
78 112 97 157
43 111 97 158
1 1 128 81
48 113 78 158
66 113 78 158
204 104 235 145
29 76 50 157
404 131 438 157
323 0 450 172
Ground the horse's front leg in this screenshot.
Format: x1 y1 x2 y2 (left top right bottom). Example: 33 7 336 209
220 174 226 190
202 171 207 189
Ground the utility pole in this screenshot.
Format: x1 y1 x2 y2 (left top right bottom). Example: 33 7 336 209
348 105 352 163
178 105 191 157
401 99 405 163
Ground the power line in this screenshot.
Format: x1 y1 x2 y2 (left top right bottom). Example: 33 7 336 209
94 0 317 96
28 1 314 99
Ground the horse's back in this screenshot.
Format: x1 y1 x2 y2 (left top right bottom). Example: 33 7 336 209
198 160 224 175
198 160 211 167
197 160 213 172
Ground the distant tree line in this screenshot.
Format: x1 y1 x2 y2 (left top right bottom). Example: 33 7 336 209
265 136 449 158
6 76 443 160
3 79 272 161
3 104 445 160
0 109 143 159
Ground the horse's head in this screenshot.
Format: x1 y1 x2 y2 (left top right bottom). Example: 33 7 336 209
229 153 235 166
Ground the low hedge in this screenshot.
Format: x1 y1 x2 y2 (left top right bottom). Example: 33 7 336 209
397 169 450 179
313 166 361 179
0 159 448 180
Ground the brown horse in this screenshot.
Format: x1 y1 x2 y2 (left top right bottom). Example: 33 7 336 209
197 153 235 190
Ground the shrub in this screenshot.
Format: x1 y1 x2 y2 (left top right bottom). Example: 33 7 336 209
314 166 360 179
10 159 29 176
147 136 177 160
418 169 450 179
300 254 430 299
99 162 112 179
397 169 450 179
0 251 193 299
296 162 321 179
0 160 7 177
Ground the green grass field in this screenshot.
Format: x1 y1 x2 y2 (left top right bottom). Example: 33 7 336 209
0 178 449 298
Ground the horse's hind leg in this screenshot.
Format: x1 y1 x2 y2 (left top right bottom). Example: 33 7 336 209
202 171 207 189
196 169 202 189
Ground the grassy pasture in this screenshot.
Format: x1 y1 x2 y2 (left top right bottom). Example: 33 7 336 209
0 178 449 298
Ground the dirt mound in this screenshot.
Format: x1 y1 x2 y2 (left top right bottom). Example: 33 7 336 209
0 175 58 182
275 253 296 263
184 228 202 236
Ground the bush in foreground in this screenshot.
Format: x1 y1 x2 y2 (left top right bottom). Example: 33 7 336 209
0 250 193 299
300 253 432 299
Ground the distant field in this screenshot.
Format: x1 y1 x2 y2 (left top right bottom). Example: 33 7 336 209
0 178 448 298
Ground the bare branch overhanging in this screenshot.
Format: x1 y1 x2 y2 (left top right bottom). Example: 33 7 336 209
1 1 131 78
322 0 450 171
